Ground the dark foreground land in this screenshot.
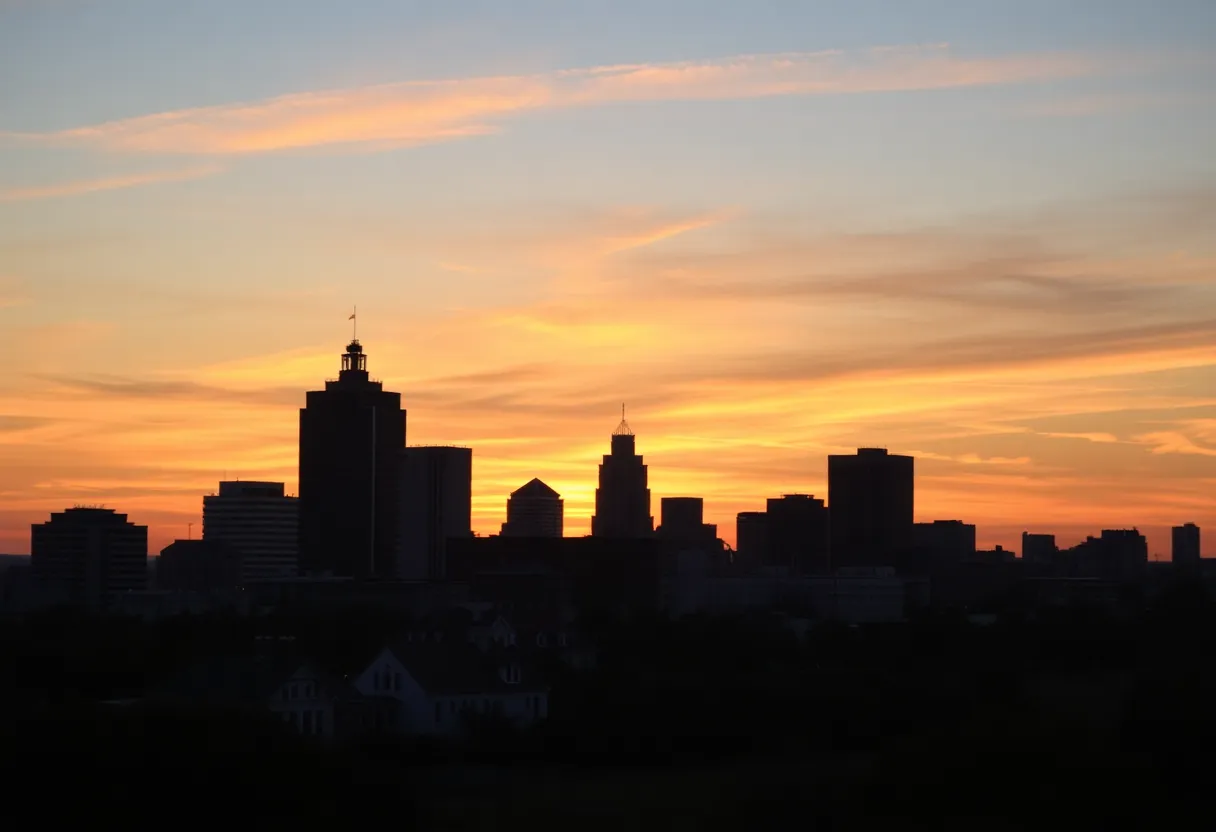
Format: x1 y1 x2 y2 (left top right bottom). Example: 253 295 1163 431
2 584 1215 828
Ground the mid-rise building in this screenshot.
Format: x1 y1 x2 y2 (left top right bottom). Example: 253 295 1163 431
31 507 147 609
1172 523 1201 569
501 478 564 538
766 494 830 575
298 338 407 580
828 448 914 569
1022 532 1058 565
399 446 473 580
657 497 717 545
913 520 978 564
156 540 243 592
735 511 769 570
1069 529 1148 579
591 412 653 538
203 481 298 581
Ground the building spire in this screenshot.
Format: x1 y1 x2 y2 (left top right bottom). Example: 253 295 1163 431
613 403 634 436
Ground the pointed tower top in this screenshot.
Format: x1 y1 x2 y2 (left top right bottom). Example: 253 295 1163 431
613 403 634 436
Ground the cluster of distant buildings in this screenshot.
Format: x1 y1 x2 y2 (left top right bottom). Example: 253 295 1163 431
3 336 1210 622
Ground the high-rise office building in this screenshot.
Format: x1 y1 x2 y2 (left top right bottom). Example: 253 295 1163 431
203 481 298 581
1172 523 1201 568
31 507 147 609
501 478 564 538
766 494 830 575
828 448 914 568
298 338 406 580
398 446 473 580
591 413 653 538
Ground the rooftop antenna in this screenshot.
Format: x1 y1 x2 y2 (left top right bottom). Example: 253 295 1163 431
349 306 358 341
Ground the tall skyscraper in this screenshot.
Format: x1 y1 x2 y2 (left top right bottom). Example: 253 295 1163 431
298 338 406 580
31 507 147 609
203 481 298 581
398 446 473 580
1172 523 1201 568
828 448 914 569
501 478 564 538
766 494 830 575
591 412 653 538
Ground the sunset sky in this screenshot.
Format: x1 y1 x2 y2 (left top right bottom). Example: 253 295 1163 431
1 0 1214 557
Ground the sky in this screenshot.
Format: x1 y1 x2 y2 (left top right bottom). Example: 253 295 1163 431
1 0 1215 558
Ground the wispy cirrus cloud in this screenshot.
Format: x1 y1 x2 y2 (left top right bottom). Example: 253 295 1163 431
1 45 1104 156
1134 430 1216 457
0 165 222 201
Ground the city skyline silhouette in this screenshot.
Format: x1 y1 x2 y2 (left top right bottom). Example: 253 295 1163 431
2 2 1214 558
4 5 1216 823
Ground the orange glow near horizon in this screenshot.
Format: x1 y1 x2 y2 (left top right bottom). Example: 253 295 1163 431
2 34 1214 561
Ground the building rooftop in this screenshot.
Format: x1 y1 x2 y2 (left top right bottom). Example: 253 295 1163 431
512 478 561 499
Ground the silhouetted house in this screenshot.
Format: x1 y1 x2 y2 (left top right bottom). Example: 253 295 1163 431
501 478 564 538
1022 532 1058 566
153 643 346 740
203 481 298 581
828 448 914 568
1173 523 1201 570
591 413 653 538
155 539 243 592
766 494 830 575
735 511 769 571
350 642 548 735
298 338 406 580
398 446 473 580
31 507 147 610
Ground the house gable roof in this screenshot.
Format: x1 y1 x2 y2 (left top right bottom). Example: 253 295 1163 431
387 642 547 696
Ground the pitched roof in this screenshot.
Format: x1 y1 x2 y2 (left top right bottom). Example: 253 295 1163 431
511 478 560 499
388 642 547 696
